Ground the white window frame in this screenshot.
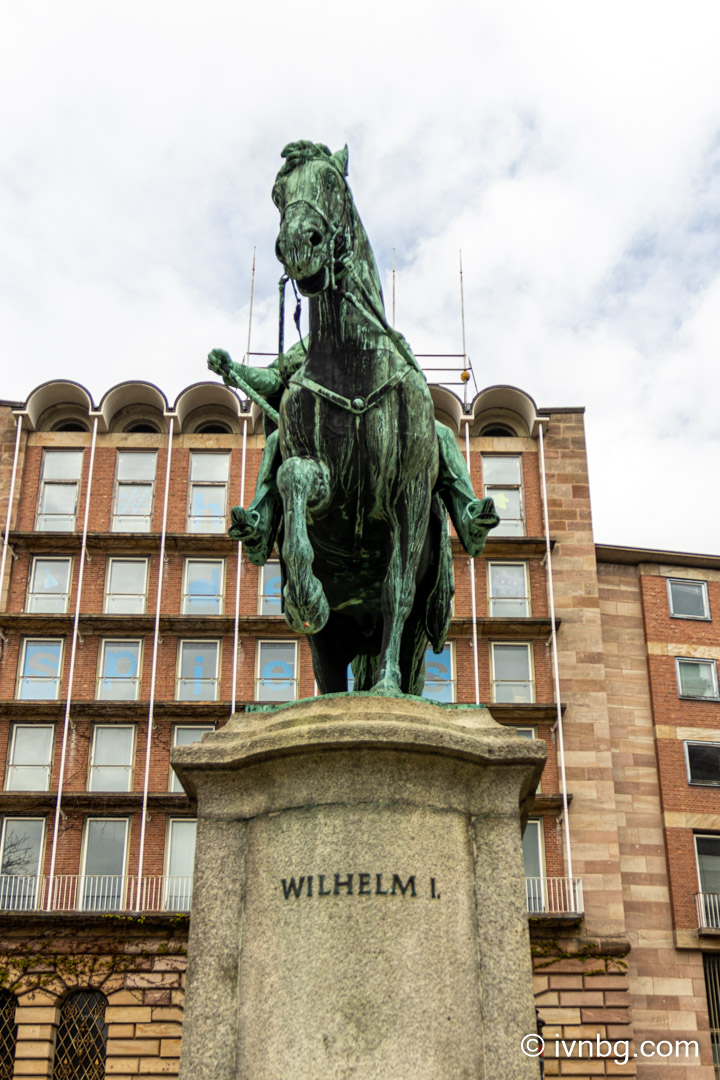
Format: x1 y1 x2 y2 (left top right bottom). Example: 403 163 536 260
111 451 158 533
423 642 456 703
164 817 197 911
487 561 530 618
176 640 221 701
482 454 525 537
5 725 54 792
186 452 230 534
16 638 64 700
675 657 720 701
685 741 720 787
258 561 283 616
79 817 130 912
96 639 143 701
35 450 83 531
255 640 299 702
181 558 225 616
695 833 720 929
490 641 535 704
667 578 711 621
0 817 46 911
169 725 215 792
25 556 73 614
104 557 149 615
87 725 136 792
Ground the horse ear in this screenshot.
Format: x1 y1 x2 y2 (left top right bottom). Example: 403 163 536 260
332 145 349 177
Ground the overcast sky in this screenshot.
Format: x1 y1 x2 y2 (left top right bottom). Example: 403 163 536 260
2 1 719 553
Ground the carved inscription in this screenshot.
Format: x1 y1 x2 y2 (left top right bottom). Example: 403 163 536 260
280 873 442 900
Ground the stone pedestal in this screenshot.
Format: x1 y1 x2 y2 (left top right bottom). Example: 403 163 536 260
173 695 545 1080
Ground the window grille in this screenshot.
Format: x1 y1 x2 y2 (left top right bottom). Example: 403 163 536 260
703 954 720 1077
53 991 108 1080
0 992 17 1080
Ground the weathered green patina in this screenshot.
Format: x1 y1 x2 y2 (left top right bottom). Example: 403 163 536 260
208 141 499 696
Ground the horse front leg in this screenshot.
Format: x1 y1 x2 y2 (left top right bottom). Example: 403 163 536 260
372 481 431 696
276 456 331 635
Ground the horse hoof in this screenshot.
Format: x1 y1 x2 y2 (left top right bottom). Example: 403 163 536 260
283 585 329 635
367 678 404 698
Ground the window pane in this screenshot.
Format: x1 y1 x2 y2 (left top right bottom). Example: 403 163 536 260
166 820 196 910
178 642 219 700
184 561 222 615
39 483 77 516
98 642 141 700
18 640 62 700
483 456 521 485
8 727 53 791
678 660 718 699
1 819 43 876
28 559 71 613
106 560 147 614
42 451 83 480
489 489 522 533
523 820 544 912
670 580 708 619
189 485 227 528
116 484 153 516
424 645 454 703
260 563 282 615
493 644 530 680
191 454 230 482
82 820 127 910
256 642 296 701
117 452 157 480
93 727 133 767
688 743 720 785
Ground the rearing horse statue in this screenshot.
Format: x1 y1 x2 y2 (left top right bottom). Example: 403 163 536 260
209 141 499 697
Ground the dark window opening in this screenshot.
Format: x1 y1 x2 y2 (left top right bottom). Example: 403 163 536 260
52 423 88 432
0 991 17 1080
124 423 160 433
196 423 232 434
687 743 720 785
53 991 108 1080
480 423 516 437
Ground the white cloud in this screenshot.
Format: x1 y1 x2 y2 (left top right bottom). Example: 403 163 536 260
1 0 719 552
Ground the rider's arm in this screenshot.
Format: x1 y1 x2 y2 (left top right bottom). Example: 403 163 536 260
224 360 283 396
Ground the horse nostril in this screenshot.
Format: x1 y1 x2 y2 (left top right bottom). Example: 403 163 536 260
309 229 323 248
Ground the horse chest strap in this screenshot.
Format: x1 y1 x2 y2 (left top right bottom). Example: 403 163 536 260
290 367 410 414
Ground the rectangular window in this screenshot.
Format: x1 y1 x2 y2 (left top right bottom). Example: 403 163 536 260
36 450 83 531
176 640 220 701
5 726 54 791
170 726 215 792
88 726 135 792
80 818 129 911
676 658 719 700
259 561 282 615
423 644 455 703
491 642 534 703
482 455 524 536
112 451 157 532
97 640 142 701
668 578 710 620
104 557 149 614
26 557 72 614
686 742 720 786
187 453 230 533
165 819 197 911
182 559 224 616
488 562 530 617
17 639 63 700
0 818 45 911
523 819 545 913
255 641 298 702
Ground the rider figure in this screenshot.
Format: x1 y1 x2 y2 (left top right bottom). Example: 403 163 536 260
208 346 500 566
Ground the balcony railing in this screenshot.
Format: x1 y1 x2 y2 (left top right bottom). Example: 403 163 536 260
525 876 584 916
0 875 193 913
696 892 720 930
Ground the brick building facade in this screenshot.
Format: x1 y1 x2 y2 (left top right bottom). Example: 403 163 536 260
0 376 717 1077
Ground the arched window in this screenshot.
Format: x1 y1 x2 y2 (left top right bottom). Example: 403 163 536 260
0 991 17 1080
53 991 108 1080
479 423 517 437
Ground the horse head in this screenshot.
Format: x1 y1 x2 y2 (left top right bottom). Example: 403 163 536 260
273 141 352 296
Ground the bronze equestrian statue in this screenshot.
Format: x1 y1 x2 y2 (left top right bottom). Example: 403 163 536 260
208 141 499 697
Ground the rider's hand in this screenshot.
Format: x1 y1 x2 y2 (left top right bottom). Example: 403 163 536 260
208 348 232 376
